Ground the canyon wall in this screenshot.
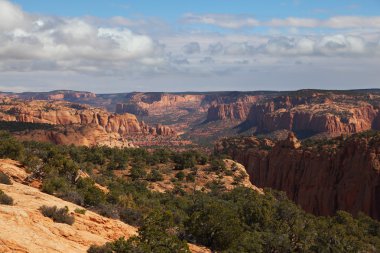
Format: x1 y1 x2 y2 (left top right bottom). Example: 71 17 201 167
215 133 380 219
243 96 380 136
0 100 175 137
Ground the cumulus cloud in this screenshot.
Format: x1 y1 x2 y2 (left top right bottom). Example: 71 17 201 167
201 35 375 57
182 13 260 29
0 0 379 92
0 0 25 30
0 0 163 74
182 42 201 54
183 13 380 29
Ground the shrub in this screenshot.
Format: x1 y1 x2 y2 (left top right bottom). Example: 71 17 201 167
39 205 75 225
42 177 70 195
0 189 13 205
119 208 143 226
0 172 12 185
147 169 163 182
74 208 86 215
130 166 147 180
225 170 234 176
87 244 113 253
186 173 195 182
186 201 244 251
175 171 185 181
97 204 119 219
209 159 226 172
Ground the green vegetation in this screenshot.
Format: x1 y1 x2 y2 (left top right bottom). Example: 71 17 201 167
147 169 163 182
0 189 13 205
74 208 86 215
0 172 12 185
39 205 75 225
0 121 54 132
88 211 190 253
0 131 378 252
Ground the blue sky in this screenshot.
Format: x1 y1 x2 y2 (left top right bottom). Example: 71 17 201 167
0 0 379 92
10 0 380 20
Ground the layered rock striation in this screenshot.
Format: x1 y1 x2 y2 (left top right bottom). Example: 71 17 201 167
215 132 380 219
0 99 175 137
243 95 380 136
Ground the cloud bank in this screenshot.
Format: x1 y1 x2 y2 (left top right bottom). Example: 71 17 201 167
0 0 379 92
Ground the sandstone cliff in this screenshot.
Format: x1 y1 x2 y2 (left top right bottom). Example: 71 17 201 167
244 96 380 136
0 99 176 147
215 132 380 219
206 102 252 122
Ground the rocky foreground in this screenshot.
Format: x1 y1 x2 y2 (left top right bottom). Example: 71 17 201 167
215 132 380 220
0 159 209 253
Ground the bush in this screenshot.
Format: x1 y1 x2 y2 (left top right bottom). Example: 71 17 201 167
89 212 190 253
209 159 226 172
87 244 113 253
175 171 185 181
186 173 195 182
74 208 86 215
39 205 75 225
42 177 70 195
0 189 13 205
147 169 163 182
0 172 12 185
119 208 143 226
130 166 147 180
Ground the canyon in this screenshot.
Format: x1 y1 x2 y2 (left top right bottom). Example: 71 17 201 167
215 132 380 219
3 89 380 142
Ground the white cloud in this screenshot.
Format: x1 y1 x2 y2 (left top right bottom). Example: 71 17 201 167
0 0 162 74
0 0 379 92
183 13 380 29
0 0 25 30
182 13 260 29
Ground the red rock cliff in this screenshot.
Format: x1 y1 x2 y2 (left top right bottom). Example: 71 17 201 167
245 99 379 136
0 99 175 137
215 133 380 219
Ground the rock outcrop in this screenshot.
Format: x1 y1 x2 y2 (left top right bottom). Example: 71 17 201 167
206 102 252 121
4 89 380 142
13 125 134 148
0 99 175 142
0 159 210 253
244 97 380 136
215 133 380 219
0 160 137 253
17 90 97 101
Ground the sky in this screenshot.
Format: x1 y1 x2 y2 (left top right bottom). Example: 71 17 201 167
0 0 379 93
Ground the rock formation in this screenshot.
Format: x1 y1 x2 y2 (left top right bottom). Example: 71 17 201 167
215 133 380 219
206 102 252 121
4 89 380 142
244 97 380 136
0 160 137 253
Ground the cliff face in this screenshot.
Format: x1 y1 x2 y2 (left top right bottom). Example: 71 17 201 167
215 133 380 219
206 102 252 122
244 97 380 136
0 100 175 137
18 91 97 101
13 125 134 148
